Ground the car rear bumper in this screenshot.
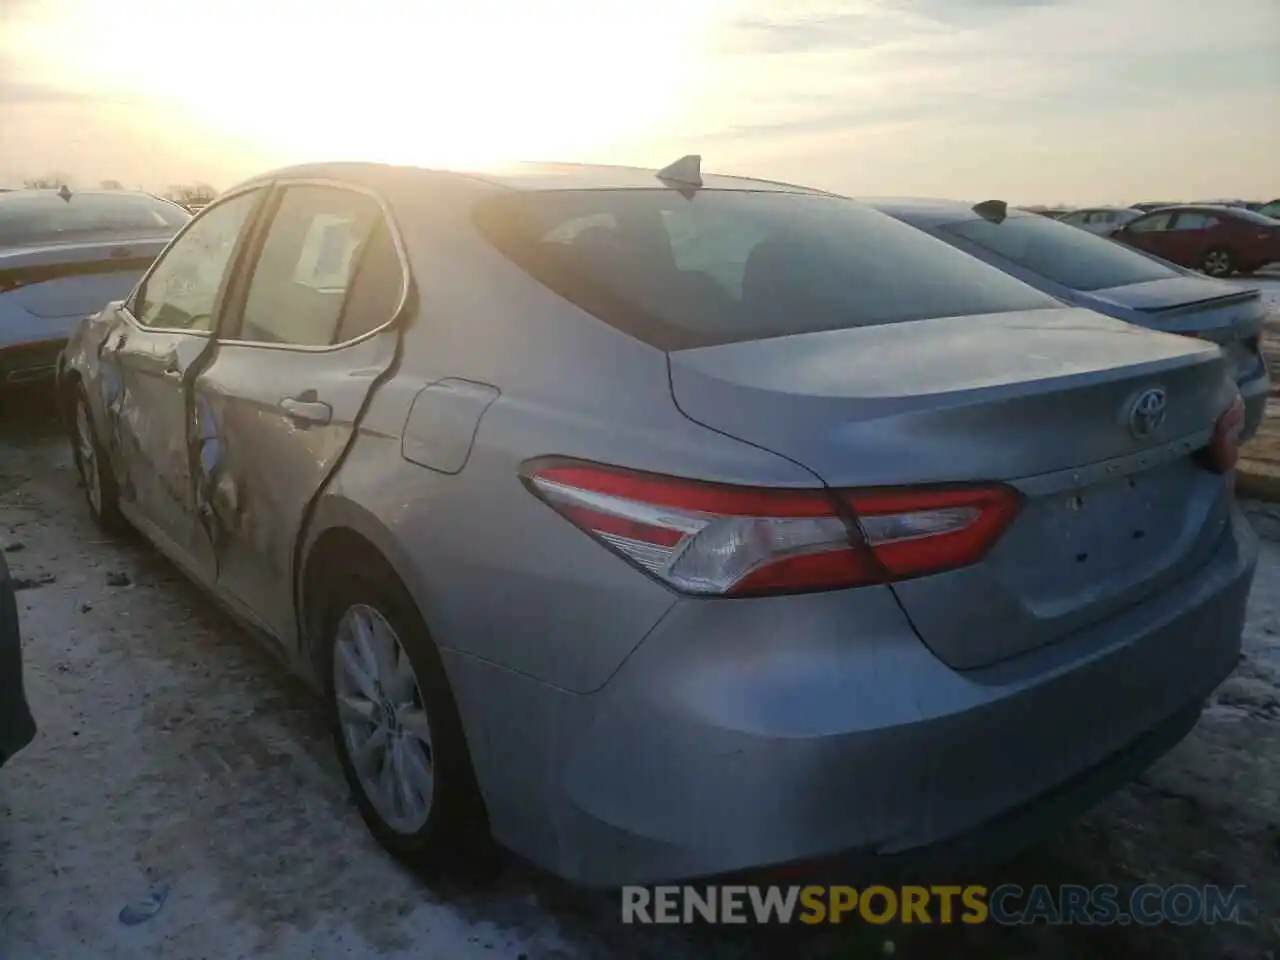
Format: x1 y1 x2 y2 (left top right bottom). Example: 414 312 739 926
0 561 37 768
0 336 67 387
480 502 1255 886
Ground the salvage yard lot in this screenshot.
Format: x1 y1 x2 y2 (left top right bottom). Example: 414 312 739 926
2 400 1279 959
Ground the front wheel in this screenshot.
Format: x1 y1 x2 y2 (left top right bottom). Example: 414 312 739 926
323 571 491 875
1203 247 1235 278
72 386 126 534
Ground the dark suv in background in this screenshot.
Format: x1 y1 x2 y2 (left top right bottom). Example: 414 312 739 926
0 189 188 389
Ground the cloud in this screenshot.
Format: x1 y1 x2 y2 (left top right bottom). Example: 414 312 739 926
0 79 96 106
682 0 1279 138
1 0 1276 201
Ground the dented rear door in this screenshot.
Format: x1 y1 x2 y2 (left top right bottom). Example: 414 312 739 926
192 182 406 648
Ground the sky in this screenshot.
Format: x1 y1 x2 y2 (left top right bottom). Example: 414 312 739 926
0 0 1277 205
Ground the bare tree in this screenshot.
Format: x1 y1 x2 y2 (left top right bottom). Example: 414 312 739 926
165 183 218 207
22 172 72 189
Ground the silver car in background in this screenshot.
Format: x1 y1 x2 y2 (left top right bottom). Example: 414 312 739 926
866 198 1271 442
0 190 188 388
59 159 1254 886
1057 206 1145 236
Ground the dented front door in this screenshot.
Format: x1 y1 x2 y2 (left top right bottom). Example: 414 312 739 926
104 189 264 578
104 319 215 572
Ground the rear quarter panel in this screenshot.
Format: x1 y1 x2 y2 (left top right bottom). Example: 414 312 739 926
310 182 821 695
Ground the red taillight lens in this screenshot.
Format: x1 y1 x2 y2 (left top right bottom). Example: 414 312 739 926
522 459 1022 597
843 485 1024 580
1207 395 1246 473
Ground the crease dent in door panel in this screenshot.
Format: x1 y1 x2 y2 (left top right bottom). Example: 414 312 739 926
401 378 501 475
183 340 229 574
290 322 408 652
192 390 231 569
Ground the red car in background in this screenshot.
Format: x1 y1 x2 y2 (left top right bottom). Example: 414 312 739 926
1110 204 1280 278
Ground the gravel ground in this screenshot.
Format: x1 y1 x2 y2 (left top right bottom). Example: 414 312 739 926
1 402 1278 960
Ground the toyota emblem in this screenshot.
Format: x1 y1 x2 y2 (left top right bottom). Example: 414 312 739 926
1128 387 1167 439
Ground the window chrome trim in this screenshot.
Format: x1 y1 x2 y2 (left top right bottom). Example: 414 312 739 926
121 183 269 338
214 177 412 354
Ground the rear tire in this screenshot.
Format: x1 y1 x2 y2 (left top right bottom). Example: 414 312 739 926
321 567 493 877
71 385 126 534
1202 247 1235 278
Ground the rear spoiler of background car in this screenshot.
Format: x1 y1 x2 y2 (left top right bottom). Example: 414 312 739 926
0 237 169 294
1133 288 1261 317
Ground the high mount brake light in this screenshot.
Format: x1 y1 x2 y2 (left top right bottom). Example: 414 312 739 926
522 459 1023 598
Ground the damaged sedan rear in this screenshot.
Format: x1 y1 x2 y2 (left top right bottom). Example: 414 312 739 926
57 159 1255 886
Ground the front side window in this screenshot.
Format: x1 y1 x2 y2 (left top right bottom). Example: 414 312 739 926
938 213 1180 292
473 190 1060 350
133 189 261 332
231 185 401 346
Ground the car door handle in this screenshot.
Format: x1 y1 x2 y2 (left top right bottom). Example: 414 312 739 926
161 355 181 378
279 395 332 425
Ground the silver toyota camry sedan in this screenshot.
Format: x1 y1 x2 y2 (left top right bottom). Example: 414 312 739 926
57 158 1255 886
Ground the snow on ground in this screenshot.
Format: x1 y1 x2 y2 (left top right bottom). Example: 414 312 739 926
1229 273 1280 312
1 409 1278 960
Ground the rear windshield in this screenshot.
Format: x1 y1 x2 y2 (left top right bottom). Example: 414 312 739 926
473 190 1061 350
0 192 190 247
939 213 1181 292
1223 207 1280 227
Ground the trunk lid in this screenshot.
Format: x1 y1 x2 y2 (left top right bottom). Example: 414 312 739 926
668 306 1237 668
0 237 165 320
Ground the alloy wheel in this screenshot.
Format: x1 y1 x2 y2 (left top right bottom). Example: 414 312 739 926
333 603 435 834
1204 250 1231 277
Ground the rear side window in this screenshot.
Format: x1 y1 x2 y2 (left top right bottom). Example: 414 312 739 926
1228 208 1280 227
473 190 1060 349
0 192 190 246
939 214 1181 292
231 185 403 347
1171 212 1215 230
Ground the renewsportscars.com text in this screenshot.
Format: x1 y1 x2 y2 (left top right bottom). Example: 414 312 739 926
621 883 1248 926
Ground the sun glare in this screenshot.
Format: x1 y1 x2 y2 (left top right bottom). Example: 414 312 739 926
36 0 718 175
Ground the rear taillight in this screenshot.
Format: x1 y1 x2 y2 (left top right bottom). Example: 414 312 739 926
522 459 1022 597
1207 395 1246 473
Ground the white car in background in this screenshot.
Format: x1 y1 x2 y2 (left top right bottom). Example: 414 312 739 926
1058 206 1145 236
